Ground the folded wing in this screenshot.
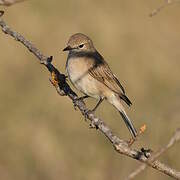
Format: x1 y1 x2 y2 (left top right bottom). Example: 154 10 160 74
88 57 132 106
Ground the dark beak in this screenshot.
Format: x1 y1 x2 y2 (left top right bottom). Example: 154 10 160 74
63 46 72 51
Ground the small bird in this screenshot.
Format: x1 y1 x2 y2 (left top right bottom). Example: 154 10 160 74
63 33 137 139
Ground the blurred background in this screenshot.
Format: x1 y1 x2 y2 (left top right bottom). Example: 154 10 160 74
0 0 180 179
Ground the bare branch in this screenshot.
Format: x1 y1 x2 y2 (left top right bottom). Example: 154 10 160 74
0 12 180 180
150 0 180 17
126 128 180 179
0 0 26 6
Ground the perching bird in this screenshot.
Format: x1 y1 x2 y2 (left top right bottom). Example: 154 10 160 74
63 33 137 139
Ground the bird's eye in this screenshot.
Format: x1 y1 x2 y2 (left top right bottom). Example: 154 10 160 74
79 44 84 48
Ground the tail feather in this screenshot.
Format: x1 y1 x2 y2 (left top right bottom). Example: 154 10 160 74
120 94 132 106
107 94 136 138
119 111 137 138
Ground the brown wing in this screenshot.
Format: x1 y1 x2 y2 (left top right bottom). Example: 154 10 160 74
89 61 132 106
88 60 125 94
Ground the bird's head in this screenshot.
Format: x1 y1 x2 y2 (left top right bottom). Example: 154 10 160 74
63 33 95 52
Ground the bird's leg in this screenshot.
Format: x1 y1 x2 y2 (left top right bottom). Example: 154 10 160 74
73 95 90 110
76 95 89 101
84 97 104 128
89 97 104 129
91 97 104 112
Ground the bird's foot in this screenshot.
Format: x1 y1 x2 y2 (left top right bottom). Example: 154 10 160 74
72 95 89 110
83 109 93 120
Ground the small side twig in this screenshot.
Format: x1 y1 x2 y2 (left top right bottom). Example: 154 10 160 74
150 0 180 17
126 128 180 180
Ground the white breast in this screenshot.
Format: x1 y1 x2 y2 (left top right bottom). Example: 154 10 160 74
66 57 88 84
66 57 101 99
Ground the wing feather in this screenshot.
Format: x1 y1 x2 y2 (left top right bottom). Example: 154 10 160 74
88 52 132 106
89 60 125 95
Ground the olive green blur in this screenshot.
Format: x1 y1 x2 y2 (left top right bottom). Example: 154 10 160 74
0 1 180 180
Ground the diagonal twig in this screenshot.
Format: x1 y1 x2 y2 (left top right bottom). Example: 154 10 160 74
126 128 180 179
150 0 180 17
0 11 180 180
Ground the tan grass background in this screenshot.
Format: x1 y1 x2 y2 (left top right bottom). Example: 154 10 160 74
0 0 180 179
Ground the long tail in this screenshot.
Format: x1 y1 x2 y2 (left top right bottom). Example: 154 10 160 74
107 94 137 138
119 111 137 138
